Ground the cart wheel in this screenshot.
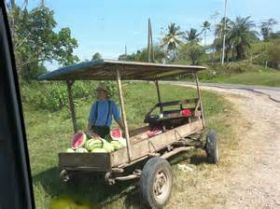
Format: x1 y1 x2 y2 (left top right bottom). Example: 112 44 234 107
205 129 219 164
140 157 173 209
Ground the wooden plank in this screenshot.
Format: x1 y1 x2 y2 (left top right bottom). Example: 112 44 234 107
159 98 198 107
110 119 203 167
194 73 206 127
129 126 150 137
155 80 163 112
59 153 111 172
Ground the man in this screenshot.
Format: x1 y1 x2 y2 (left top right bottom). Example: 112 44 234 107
87 83 124 138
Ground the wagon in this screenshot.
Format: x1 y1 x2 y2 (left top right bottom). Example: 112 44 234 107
39 59 219 208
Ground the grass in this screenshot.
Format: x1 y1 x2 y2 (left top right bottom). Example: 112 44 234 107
203 71 280 87
197 62 280 87
22 82 236 209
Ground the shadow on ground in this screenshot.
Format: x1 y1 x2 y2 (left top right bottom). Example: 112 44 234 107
190 153 208 165
33 151 207 208
32 167 149 209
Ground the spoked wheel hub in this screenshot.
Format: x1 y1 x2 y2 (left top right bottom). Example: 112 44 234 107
153 170 170 202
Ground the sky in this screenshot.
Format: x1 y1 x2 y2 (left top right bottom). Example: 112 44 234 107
21 0 280 69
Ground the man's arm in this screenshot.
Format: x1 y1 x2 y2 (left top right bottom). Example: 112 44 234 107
112 102 124 130
116 119 125 131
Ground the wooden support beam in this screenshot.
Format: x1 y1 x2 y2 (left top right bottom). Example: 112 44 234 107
194 73 206 127
161 147 194 159
155 80 163 113
66 80 77 133
116 69 132 162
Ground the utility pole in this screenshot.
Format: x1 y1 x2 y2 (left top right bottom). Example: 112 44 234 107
147 18 154 63
221 0 228 65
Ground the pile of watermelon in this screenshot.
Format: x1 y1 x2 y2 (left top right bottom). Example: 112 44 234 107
66 129 127 153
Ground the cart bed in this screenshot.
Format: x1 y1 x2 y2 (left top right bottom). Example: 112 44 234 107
59 152 111 172
59 119 203 171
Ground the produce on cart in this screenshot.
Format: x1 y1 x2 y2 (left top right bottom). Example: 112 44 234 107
39 59 219 208
66 129 126 153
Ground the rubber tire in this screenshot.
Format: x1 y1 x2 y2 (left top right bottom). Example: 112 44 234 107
140 157 173 209
206 129 219 164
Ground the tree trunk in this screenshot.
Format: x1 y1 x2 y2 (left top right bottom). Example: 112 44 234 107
236 45 244 60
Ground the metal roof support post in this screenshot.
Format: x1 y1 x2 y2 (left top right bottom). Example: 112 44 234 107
116 69 132 162
66 80 77 133
194 73 206 127
155 79 163 113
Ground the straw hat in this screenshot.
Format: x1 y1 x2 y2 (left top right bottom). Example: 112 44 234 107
96 83 109 94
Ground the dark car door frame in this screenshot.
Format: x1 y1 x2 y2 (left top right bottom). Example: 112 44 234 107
0 1 34 208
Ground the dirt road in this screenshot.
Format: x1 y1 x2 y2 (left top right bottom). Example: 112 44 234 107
169 85 280 209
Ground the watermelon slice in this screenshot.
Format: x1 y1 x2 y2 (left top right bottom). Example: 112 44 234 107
72 132 86 149
110 128 122 140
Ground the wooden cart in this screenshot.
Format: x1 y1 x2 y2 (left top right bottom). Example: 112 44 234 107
39 60 219 208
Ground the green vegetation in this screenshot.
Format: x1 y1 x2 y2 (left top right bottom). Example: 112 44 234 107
22 82 231 208
197 62 280 87
118 16 280 87
202 71 280 87
7 2 78 81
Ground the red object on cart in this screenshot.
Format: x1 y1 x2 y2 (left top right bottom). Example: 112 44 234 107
146 127 162 138
180 108 192 117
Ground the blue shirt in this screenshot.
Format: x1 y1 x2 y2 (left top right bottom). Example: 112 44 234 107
88 99 121 127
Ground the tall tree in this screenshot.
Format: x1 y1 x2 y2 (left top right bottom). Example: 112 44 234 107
92 52 102 61
260 18 278 41
214 17 232 40
201 21 211 46
8 5 78 80
178 43 205 65
213 17 233 61
228 16 258 59
161 23 183 60
119 46 165 63
184 28 200 43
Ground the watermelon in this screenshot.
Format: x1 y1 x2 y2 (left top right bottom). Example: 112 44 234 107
101 139 115 152
85 139 102 151
91 148 108 153
118 138 127 147
72 132 86 149
75 147 88 153
110 141 123 150
110 128 122 140
66 148 75 153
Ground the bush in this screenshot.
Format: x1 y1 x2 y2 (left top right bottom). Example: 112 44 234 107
267 40 280 69
198 62 262 80
21 81 97 112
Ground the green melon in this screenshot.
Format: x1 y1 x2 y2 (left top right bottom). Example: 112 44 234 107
91 148 108 153
85 139 102 151
110 141 123 150
75 147 88 153
66 148 75 153
101 139 115 152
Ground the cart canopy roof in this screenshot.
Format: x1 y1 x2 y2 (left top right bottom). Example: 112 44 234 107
39 59 206 81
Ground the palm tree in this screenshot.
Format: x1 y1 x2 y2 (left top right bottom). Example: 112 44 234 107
161 23 183 51
228 16 257 59
184 28 200 43
201 21 211 46
213 17 232 61
161 23 183 61
214 17 232 39
260 18 278 40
